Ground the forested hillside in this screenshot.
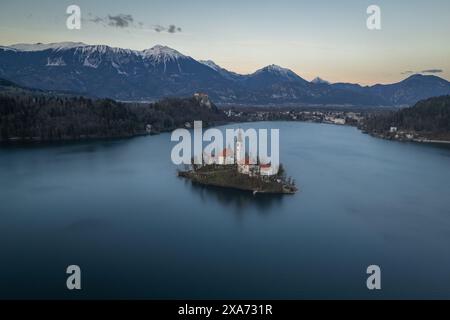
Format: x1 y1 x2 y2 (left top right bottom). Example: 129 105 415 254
361 95 450 141
0 91 226 142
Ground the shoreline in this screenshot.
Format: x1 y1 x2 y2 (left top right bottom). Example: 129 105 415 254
413 139 450 144
2 119 450 146
0 120 232 145
178 166 297 195
362 131 450 145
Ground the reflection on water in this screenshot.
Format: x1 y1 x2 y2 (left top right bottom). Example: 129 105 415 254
54 139 133 155
185 179 286 214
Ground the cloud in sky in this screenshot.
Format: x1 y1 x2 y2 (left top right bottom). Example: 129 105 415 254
153 24 182 33
421 69 443 74
88 14 134 28
153 25 165 32
87 13 182 33
401 69 443 75
90 16 104 24
107 14 134 28
168 25 182 33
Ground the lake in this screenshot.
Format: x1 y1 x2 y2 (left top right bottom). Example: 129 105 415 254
1 121 450 299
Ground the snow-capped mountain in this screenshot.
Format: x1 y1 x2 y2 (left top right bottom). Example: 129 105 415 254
199 60 243 81
234 65 313 102
252 64 306 82
0 42 449 106
141 45 186 63
0 42 235 101
199 60 222 72
8 42 88 52
250 64 308 84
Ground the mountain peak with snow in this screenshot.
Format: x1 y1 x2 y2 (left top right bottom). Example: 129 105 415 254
199 60 221 71
9 42 88 52
259 64 291 74
141 45 187 62
5 42 188 61
255 64 298 77
252 64 307 84
199 60 243 81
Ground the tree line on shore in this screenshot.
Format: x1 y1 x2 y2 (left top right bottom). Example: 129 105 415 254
0 92 226 142
361 95 450 138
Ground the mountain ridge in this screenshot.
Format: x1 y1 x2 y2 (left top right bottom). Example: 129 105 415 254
1 42 449 106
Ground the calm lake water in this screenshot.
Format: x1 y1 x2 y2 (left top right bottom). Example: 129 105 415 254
1 122 450 299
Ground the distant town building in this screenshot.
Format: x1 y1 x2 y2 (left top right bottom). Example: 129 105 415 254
333 118 346 125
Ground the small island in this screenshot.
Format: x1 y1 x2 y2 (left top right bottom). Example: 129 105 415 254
177 130 297 195
178 163 297 195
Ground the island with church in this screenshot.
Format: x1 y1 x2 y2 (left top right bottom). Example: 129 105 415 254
177 130 298 195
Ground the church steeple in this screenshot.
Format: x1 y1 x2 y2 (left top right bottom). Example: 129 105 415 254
235 129 244 163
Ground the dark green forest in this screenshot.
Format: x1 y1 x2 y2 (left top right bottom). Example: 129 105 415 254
0 92 226 142
361 95 450 139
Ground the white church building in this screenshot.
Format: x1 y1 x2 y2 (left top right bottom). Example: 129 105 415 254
204 129 278 176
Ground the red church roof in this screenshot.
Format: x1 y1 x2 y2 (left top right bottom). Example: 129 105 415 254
220 148 233 157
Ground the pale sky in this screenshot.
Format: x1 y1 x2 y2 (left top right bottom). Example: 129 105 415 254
0 0 449 85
